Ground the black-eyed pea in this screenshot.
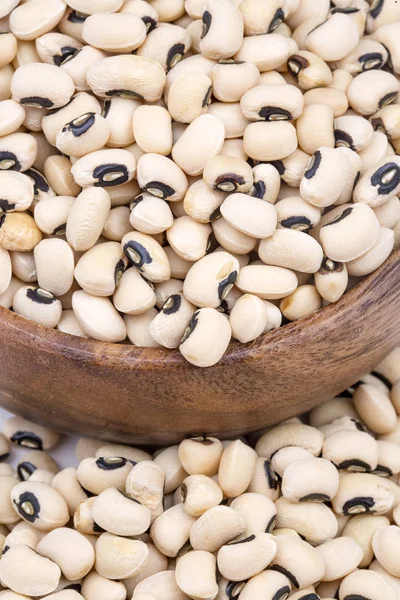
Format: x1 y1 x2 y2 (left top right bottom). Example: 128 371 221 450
172 114 225 176
239 569 292 600
150 504 196 558
370 105 400 142
129 193 174 236
183 251 239 308
41 92 101 147
199 0 243 60
120 0 158 32
82 12 146 53
310 396 359 428
166 216 212 261
113 268 156 316
281 149 311 188
180 475 222 517
343 513 390 568
56 113 110 159
154 280 183 310
296 104 335 155
0 475 20 524
9 0 66 41
189 505 246 552
35 32 82 67
52 468 90 517
374 21 400 74
60 45 105 93
230 493 277 536
66 187 111 252
13 285 62 328
137 153 188 202
164 53 215 101
379 417 400 444
81 571 127 600
95 532 148 580
333 472 394 516
270 534 326 589
33 196 73 238
11 480 69 531
153 445 187 494
373 196 400 230
256 423 325 459
241 83 304 122
371 525 400 578
346 227 394 277
57 309 88 338
218 534 277 582
322 430 378 473
280 284 322 321
347 70 398 117
259 70 287 85
229 294 270 343
137 22 190 71
212 60 260 103
71 149 135 189
334 147 361 206
281 457 339 503
334 114 373 152
102 206 131 242
260 228 323 273
203 156 253 194
167 72 212 124
36 528 95 581
183 180 225 223
87 55 166 103
64 0 123 14
375 348 400 386
212 217 258 255
132 106 172 156
0 99 25 136
175 550 218 599
74 241 127 298
121 231 170 283
353 383 397 435
251 163 281 204
44 156 81 198
329 68 353 95
179 307 232 367
275 497 338 546
234 34 291 72
339 569 396 600
320 203 380 262
33 239 74 298
178 437 223 477
133 570 187 600
124 309 161 348
244 121 298 162
305 12 360 61
208 101 249 139
0 245 11 296
124 461 164 522
0 544 61 596
57 8 87 45
271 447 314 478
16 449 59 482
11 62 74 111
91 487 151 537
3 520 43 553
149 293 195 349
354 157 400 207
275 196 321 232
220 192 278 239
73 497 103 536
76 456 132 496
304 87 348 117
218 439 257 498
0 132 37 172
236 265 299 300
314 258 348 303
300 147 350 207
287 51 332 91
4 416 59 451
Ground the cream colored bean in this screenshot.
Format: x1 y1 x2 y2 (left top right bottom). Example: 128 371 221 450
102 206 131 242
133 570 187 600
354 156 400 207
346 227 394 277
81 571 127 600
271 447 314 478
199 0 243 60
236 264 298 300
13 285 62 328
0 132 37 172
133 106 172 156
137 153 188 202
256 423 324 459
52 468 89 516
339 569 396 600
280 284 323 321
64 0 123 14
35 32 82 67
317 536 363 582
296 104 334 154
11 62 73 111
183 180 225 223
212 217 257 255
347 70 399 116
342 513 391 568
333 472 394 516
179 474 222 518
183 251 239 308
178 437 222 477
166 216 212 261
150 504 196 558
287 51 332 91
208 101 248 139
251 163 281 203
37 528 95 580
275 196 321 232
82 13 146 53
231 493 277 536
300 147 350 207
175 550 218 600
0 475 19 524
113 268 156 316
235 34 291 72
260 228 323 273
172 114 225 176
303 87 348 117
34 196 73 238
95 533 148 580
87 55 166 103
153 445 187 494
275 497 338 546
241 84 304 122
71 149 135 189
10 0 66 41
270 534 326 589
190 505 246 552
4 415 59 451
282 457 339 503
56 113 110 159
0 99 25 136
74 241 127 298
353 383 397 434
220 193 277 239
41 92 101 147
0 544 61 597
0 245 11 295
11 481 69 530
76 456 132 496
212 60 260 103
3 520 42 552
16 449 59 481
218 439 257 498
203 156 253 194
91 488 151 537
125 309 161 348
218 534 277 582
322 429 378 472
0 275 25 309
121 231 170 283
44 156 81 198
179 307 232 367
124 461 164 523
167 72 211 124
72 290 126 342
150 293 195 349
66 187 110 252
244 121 298 162
33 239 74 297
239 569 292 600
73 497 101 536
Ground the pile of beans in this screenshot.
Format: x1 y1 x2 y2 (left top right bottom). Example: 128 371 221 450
0 348 399 599
0 0 400 367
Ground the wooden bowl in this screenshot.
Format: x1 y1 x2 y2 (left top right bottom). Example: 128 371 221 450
0 248 399 445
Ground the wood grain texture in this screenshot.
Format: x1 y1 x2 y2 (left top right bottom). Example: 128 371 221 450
0 247 399 445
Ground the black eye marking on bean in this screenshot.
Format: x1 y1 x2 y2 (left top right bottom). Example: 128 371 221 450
296 595 320 600
206 232 219 254
343 596 371 600
25 168 50 194
202 85 213 108
215 173 245 192
181 310 200 343
142 16 157 33
266 514 276 533
264 459 279 489
0 151 20 171
228 535 256 546
371 162 400 194
15 491 41 522
20 97 54 109
371 370 392 389
259 106 292 121
17 461 37 480
96 457 127 470
1 545 10 555
359 52 384 71
67 113 96 137
268 160 285 175
371 117 386 134
0 451 10 461
93 163 129 187
324 206 353 227
320 257 344 274
93 521 106 533
0 199 16 212
331 6 359 13
353 171 361 190
102 99 112 119
304 150 322 179
166 43 185 71
162 294 182 315
271 586 291 600
268 7 285 32
226 581 247 600
192 436 214 445
218 271 237 302
372 465 392 477
379 91 398 109
67 10 88 23
53 223 67 236
54 46 79 67
144 181 175 200
300 493 331 502
65 584 82 592
105 89 144 101
343 496 375 515
281 216 312 232
26 288 56 305
10 431 43 450
270 565 299 589
114 259 126 285
251 180 266 199
352 418 367 432
287 55 309 79
201 11 212 38
217 299 230 315
209 206 222 221
334 129 356 151
123 241 152 269
369 0 385 19
336 459 371 471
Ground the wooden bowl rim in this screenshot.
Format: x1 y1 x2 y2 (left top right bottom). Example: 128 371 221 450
1 247 399 369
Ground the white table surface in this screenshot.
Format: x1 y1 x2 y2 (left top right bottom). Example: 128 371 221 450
0 406 79 468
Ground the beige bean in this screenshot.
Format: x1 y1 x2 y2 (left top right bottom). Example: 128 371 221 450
124 309 161 348
82 13 146 53
172 114 225 176
37 528 94 581
218 439 257 498
235 34 291 72
306 12 360 61
113 268 156 316
44 156 81 198
0 475 20 524
275 497 338 546
212 60 260 103
66 187 110 252
199 0 243 60
10 0 66 41
137 153 188 202
236 264 298 300
0 99 25 136
270 534 326 589
150 504 196 558
303 87 348 117
81 571 127 600
239 569 292 600
52 468 90 516
296 104 334 154
230 493 277 536
74 241 127 298
190 505 246 552
179 307 232 367
218 533 277 582
256 423 324 459
183 180 225 223
178 437 223 477
175 550 218 599
133 106 172 156
251 163 281 203
347 70 399 116
338 569 396 600
72 290 126 342
11 480 69 531
0 544 61 596
212 217 257 255
287 51 332 91
4 415 59 451
244 121 298 162
353 383 397 434
95 533 148 580
332 472 394 516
